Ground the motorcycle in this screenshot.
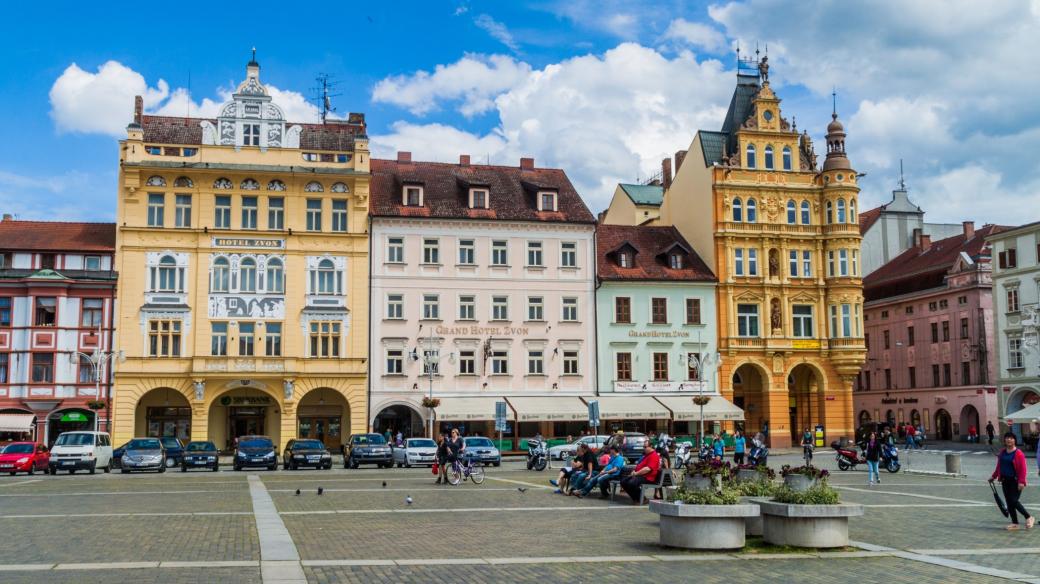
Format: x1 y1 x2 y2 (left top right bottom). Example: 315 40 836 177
881 442 900 473
674 442 694 470
832 441 867 471
698 444 714 462
748 443 769 467
526 439 547 471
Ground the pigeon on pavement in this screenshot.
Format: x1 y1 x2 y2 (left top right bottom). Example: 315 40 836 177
295 489 301 496
405 495 413 505
517 487 528 493
382 481 387 488
317 487 324 496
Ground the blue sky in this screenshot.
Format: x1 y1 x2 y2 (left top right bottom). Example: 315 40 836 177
2 0 1039 225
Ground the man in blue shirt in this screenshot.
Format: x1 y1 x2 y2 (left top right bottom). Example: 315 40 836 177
576 445 626 498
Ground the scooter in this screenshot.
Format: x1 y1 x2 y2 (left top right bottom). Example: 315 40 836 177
881 442 901 473
698 444 713 462
674 442 694 470
526 439 547 471
748 443 769 467
832 441 867 471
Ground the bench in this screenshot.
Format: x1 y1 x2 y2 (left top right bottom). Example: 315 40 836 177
608 467 674 503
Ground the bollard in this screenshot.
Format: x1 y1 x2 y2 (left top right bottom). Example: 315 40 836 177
945 453 961 475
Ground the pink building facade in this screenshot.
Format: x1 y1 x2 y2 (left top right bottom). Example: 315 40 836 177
854 222 1002 441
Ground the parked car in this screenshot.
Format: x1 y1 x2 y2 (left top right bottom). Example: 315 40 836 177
0 442 49 475
118 438 167 473
182 441 219 472
282 439 332 470
620 433 649 463
49 431 113 474
344 433 393 469
159 437 185 468
233 435 278 471
549 435 610 461
461 436 501 467
393 438 438 468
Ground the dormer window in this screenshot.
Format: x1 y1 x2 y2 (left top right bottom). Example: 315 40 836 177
538 191 557 212
242 124 260 146
669 254 683 269
469 188 489 209
618 252 631 268
403 185 423 207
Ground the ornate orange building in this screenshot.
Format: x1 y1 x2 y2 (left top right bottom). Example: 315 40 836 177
657 58 866 447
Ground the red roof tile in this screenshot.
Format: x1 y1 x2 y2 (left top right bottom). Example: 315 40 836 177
858 205 883 235
369 159 595 224
139 115 366 150
596 224 715 282
0 219 115 252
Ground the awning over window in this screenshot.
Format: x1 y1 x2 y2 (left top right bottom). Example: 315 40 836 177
1003 402 1040 423
654 395 744 422
435 397 504 421
505 397 589 422
591 396 671 420
0 413 36 433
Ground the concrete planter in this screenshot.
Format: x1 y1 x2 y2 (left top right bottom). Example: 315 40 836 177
649 501 760 550
684 475 714 491
736 468 762 482
759 501 864 548
783 474 817 492
739 497 764 536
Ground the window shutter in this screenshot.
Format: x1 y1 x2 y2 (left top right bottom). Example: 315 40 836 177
1008 248 1017 268
998 251 1007 269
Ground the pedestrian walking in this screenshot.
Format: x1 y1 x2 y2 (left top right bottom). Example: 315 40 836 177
989 432 1034 530
986 421 995 446
904 423 917 450
733 431 746 465
864 432 881 486
712 433 724 460
435 434 449 485
968 424 978 444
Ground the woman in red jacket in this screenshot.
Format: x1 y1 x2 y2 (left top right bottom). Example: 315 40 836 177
990 432 1034 530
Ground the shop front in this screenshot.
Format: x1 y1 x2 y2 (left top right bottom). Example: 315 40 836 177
433 396 502 439
1004 387 1040 448
208 389 281 450
0 410 37 443
506 396 590 446
654 394 744 439
593 395 671 435
296 388 348 451
47 409 94 445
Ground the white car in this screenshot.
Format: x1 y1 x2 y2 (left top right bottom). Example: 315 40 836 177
549 435 610 460
393 438 438 468
49 431 113 475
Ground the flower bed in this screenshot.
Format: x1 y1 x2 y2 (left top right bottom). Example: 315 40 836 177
760 481 863 548
650 486 759 550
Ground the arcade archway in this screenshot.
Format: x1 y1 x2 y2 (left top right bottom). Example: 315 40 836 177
731 362 770 438
297 387 349 451
935 409 952 441
788 363 824 443
208 386 282 450
134 387 192 442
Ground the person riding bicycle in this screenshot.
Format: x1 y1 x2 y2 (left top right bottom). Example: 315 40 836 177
801 428 814 462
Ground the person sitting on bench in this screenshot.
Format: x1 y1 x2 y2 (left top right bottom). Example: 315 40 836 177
620 440 661 504
575 445 625 498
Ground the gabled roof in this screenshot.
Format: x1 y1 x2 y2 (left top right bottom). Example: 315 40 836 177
619 183 663 206
369 159 595 224
139 115 365 150
863 224 1008 301
858 205 883 235
596 224 715 282
0 220 115 252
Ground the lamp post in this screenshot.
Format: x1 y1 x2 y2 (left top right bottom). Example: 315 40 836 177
71 323 125 432
679 335 721 446
417 325 454 438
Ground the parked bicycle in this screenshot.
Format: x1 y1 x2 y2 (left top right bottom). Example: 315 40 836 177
448 456 485 485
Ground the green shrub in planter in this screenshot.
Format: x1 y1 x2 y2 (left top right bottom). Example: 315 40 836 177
734 479 777 497
773 481 840 505
674 485 741 505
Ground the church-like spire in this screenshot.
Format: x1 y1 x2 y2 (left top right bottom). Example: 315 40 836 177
823 89 850 171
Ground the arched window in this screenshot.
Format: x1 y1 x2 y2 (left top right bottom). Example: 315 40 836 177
211 257 230 292
266 258 284 293
213 178 232 190
305 181 324 193
240 178 260 191
331 182 349 193
746 144 756 169
786 200 796 224
267 180 286 192
173 176 193 188
146 175 166 187
764 146 774 169
826 201 834 224
746 198 757 223
849 199 857 222
240 258 257 292
316 259 336 294
800 200 811 224
732 198 743 222
782 147 792 171
837 199 847 223
157 256 178 292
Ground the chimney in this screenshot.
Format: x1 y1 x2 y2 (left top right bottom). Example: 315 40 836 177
134 95 143 125
459 154 470 167
674 150 687 172
1 214 11 222
919 234 932 252
520 157 535 170
662 158 672 190
962 221 975 239
397 151 412 164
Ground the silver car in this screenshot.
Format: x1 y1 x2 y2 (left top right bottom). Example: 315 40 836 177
549 435 610 460
393 438 438 468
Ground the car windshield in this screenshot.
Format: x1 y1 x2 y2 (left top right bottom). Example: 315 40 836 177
354 435 386 445
1 444 34 454
408 439 436 448
465 438 493 447
128 439 161 450
292 440 324 450
186 442 216 452
160 438 182 449
241 438 273 449
54 433 95 446
625 436 647 445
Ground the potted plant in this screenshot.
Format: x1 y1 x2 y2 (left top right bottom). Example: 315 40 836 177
685 459 731 491
650 484 759 550
85 399 106 411
759 479 863 548
730 465 777 536
692 395 711 406
780 464 828 493
420 397 441 409
734 463 774 483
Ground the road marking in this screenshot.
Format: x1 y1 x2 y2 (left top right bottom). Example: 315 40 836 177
834 486 984 505
270 487 533 493
0 489 235 498
485 476 554 490
909 547 1040 556
280 505 644 515
855 504 987 508
55 562 160 570
852 540 1039 580
247 475 305 583
0 511 252 519
0 479 41 488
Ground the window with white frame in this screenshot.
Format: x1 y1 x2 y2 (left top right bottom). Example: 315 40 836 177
458 295 475 320
175 194 191 228
827 250 835 276
387 237 404 263
242 123 260 146
561 242 577 267
491 240 508 265
266 259 284 293
1007 288 1020 312
151 255 184 292
527 296 544 321
265 323 282 356
458 239 475 265
403 185 423 206
732 198 743 222
792 305 814 338
306 199 322 231
239 258 257 292
735 248 744 276
309 259 341 295
214 196 231 229
470 188 488 209
423 238 440 264
491 350 509 374
830 304 853 338
800 200 810 224
527 350 544 374
539 191 557 211
563 350 579 375
211 257 230 292
786 200 796 224
331 200 348 232
210 322 228 356
562 297 578 321
492 296 509 320
737 304 759 337
458 350 476 375
268 197 284 230
238 322 255 356
802 250 812 277
386 349 404 374
838 249 849 276
789 250 798 277
851 250 858 276
148 194 164 227
241 196 258 229
748 248 758 276
746 199 757 223
527 241 543 267
422 294 439 320
618 251 631 268
387 294 404 319
85 256 102 270
1009 337 1024 368
669 253 683 269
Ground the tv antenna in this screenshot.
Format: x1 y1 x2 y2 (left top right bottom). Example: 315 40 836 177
311 74 341 124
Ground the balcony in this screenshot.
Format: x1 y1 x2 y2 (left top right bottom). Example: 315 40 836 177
828 337 866 350
729 338 765 349
822 223 861 236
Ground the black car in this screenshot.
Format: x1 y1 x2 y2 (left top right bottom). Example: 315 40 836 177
283 439 332 470
117 438 166 473
344 433 393 469
233 435 278 471
160 437 186 468
182 441 219 472
621 433 649 463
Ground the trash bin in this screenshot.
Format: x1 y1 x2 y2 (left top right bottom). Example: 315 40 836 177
945 453 961 474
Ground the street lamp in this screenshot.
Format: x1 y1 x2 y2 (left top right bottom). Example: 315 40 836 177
679 349 721 446
70 324 125 432
416 325 454 438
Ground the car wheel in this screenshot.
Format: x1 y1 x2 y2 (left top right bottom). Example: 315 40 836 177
493 462 501 467
103 462 111 474
69 469 75 474
121 468 129 474
268 464 277 471
290 462 297 471
212 464 219 472
181 465 187 472
89 461 97 475
234 464 241 472
158 465 166 473
48 466 56 475
27 464 34 476
166 458 176 468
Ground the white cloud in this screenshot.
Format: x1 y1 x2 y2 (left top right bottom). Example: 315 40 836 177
371 54 532 117
0 168 113 221
474 14 520 52
663 18 727 52
369 121 508 163
49 61 169 136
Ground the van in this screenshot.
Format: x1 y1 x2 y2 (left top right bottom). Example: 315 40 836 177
50 431 113 475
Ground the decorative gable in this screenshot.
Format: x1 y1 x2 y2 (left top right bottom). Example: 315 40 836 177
200 57 302 149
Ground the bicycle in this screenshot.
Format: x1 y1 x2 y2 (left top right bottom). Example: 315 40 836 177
448 456 485 485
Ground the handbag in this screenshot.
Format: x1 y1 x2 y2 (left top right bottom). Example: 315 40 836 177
432 462 439 475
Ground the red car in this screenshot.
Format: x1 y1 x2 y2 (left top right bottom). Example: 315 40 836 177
0 442 50 475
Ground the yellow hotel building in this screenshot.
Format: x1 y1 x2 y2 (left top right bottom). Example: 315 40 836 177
652 58 866 447
112 58 369 451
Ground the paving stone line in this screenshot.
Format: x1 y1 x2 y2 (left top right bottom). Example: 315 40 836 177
246 476 306 584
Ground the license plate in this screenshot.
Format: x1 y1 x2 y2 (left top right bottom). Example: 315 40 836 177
61 461 75 466
307 456 320 461
0 464 12 468
192 460 207 465
252 458 265 463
